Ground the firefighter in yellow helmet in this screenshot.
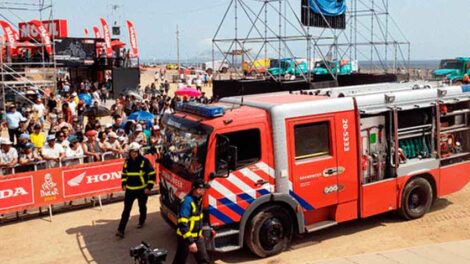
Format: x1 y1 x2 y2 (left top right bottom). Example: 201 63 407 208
116 142 156 238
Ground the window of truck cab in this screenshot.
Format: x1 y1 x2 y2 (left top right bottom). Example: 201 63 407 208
160 114 213 181
215 128 262 176
294 121 331 161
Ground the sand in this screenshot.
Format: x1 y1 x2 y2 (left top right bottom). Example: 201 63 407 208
0 183 469 264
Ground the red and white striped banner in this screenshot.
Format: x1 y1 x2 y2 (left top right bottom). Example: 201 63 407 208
126 20 139 58
99 18 113 57
29 19 52 55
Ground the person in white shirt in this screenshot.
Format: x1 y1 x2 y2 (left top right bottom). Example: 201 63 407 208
0 139 18 175
41 135 65 168
104 132 123 158
32 98 46 124
92 89 101 105
5 105 24 143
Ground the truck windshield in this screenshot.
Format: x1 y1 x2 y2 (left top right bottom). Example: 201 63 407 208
160 114 212 181
440 60 462 70
270 60 289 69
315 61 334 68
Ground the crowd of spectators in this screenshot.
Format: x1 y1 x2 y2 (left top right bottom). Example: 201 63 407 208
0 73 215 176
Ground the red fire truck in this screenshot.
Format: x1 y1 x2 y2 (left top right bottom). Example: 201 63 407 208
159 83 470 257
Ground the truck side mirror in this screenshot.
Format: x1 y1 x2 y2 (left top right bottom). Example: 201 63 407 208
227 145 238 172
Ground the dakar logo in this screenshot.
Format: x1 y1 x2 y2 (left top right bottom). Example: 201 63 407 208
40 173 59 198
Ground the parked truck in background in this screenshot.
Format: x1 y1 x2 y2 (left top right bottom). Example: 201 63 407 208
433 57 470 84
242 58 271 76
268 58 312 76
159 84 470 258
312 59 358 75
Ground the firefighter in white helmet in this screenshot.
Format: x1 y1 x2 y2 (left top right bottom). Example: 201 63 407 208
116 142 156 238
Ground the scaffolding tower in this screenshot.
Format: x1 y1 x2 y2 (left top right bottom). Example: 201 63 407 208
212 0 410 82
0 0 56 113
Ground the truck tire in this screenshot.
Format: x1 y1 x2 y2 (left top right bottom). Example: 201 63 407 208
453 80 463 86
399 177 433 220
245 205 293 258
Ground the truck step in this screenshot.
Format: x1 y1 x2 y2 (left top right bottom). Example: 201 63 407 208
305 220 337 233
214 245 242 252
216 229 239 238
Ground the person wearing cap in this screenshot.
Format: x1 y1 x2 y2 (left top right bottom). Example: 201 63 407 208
104 123 113 135
0 139 18 175
41 135 65 168
64 137 84 165
18 143 42 172
133 124 147 145
116 142 156 238
15 133 30 153
104 132 123 158
6 104 24 144
30 124 45 149
172 179 211 264
18 117 29 138
83 130 102 162
149 125 162 149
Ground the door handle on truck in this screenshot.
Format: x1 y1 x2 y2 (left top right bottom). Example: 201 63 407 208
254 179 268 186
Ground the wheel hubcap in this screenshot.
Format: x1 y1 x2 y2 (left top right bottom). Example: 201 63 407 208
409 186 427 212
260 217 284 250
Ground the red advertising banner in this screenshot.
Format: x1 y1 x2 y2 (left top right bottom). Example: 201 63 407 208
62 161 122 199
99 18 113 57
0 176 34 211
93 25 102 38
18 19 68 40
0 155 159 214
0 20 19 51
126 20 139 58
29 20 52 55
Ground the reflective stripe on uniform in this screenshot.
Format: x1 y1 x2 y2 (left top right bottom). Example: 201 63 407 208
126 172 144 176
147 180 155 184
125 185 146 190
190 202 196 214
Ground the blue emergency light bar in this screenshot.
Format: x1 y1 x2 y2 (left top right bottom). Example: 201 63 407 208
176 102 225 118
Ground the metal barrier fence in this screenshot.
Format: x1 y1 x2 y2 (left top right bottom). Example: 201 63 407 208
0 150 161 222
2 148 158 174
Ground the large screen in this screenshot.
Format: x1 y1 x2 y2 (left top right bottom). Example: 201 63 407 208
54 38 96 66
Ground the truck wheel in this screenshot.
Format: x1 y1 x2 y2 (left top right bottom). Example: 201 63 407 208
453 80 463 86
399 177 433 220
245 205 293 258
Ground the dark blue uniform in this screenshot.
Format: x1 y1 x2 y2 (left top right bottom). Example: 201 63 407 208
117 154 156 234
172 194 209 264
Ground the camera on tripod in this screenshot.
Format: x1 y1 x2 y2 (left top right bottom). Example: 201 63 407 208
130 241 167 264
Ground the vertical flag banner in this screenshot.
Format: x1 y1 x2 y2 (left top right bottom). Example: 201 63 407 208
84 28 89 37
99 18 113 57
0 20 19 53
126 20 139 58
30 20 52 55
92 25 102 38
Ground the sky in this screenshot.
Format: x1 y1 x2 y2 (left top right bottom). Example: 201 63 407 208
5 0 470 61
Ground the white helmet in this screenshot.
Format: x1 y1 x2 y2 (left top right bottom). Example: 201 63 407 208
128 142 141 152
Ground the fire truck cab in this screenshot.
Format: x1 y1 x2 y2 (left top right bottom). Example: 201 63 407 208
159 83 470 257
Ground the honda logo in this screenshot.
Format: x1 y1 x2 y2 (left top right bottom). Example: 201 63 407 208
0 187 28 200
67 171 121 187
